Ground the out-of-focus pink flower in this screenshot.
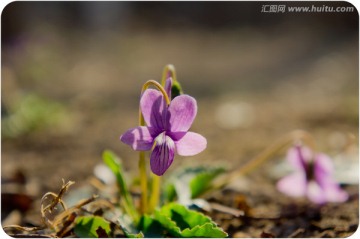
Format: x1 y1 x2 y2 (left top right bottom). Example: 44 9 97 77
277 145 348 204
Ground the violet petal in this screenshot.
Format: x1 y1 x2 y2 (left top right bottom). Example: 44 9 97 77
306 181 327 204
150 133 175 176
323 183 349 203
140 89 167 130
168 95 197 132
174 132 207 156
276 172 307 197
287 145 313 170
165 77 172 99
314 161 334 189
314 153 334 178
120 126 155 151
314 153 348 202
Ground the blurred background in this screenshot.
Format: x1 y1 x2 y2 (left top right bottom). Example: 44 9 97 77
1 1 358 222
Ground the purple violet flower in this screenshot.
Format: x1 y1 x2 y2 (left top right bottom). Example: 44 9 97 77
120 85 207 176
277 145 349 204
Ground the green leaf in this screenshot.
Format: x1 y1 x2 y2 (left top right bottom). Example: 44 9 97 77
154 209 182 237
118 215 165 238
74 216 111 238
102 150 138 222
189 167 225 198
182 222 228 238
158 203 211 229
121 226 144 238
102 150 127 192
163 182 177 202
154 203 228 238
137 215 166 238
165 166 225 203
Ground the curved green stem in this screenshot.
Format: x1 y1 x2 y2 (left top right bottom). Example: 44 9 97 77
148 174 161 213
138 79 171 215
141 80 171 106
138 151 148 215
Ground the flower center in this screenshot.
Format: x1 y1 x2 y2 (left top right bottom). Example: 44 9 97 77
154 132 175 150
305 161 315 181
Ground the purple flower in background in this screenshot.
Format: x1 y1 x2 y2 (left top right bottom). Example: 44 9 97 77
120 87 207 176
277 145 348 204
